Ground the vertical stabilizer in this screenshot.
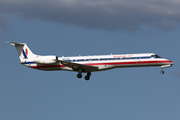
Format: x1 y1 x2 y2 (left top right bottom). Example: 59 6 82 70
8 42 36 62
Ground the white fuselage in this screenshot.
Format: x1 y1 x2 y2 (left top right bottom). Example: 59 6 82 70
8 42 174 80
21 53 173 72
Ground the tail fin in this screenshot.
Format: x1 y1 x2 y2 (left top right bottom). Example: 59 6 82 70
7 42 36 62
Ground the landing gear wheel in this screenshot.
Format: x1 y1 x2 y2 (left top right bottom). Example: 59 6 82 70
77 74 82 78
85 76 90 80
160 70 164 74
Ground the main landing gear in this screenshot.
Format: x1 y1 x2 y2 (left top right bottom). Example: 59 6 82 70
77 73 82 78
77 72 91 80
84 72 91 80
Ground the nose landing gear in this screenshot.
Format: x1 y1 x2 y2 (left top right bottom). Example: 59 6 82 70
160 64 173 74
160 70 164 74
160 67 164 74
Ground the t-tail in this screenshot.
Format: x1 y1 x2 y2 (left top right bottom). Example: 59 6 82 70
7 42 36 62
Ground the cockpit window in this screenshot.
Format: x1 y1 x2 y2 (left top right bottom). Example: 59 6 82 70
155 55 161 58
151 55 162 58
151 55 155 58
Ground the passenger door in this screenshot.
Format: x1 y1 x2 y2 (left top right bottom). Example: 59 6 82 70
151 55 156 64
136 57 141 65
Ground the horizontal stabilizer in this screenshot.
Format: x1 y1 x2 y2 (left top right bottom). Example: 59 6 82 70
7 42 25 46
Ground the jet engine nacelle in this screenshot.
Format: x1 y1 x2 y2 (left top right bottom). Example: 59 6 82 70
33 56 58 64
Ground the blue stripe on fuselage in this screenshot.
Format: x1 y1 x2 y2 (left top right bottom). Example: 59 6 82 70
22 62 34 64
21 56 153 65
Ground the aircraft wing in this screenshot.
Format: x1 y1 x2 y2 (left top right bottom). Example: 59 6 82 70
54 59 99 71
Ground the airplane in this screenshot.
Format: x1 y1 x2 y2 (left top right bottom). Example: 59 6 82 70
8 42 174 80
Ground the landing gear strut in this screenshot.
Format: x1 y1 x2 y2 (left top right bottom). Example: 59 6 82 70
160 68 164 74
77 69 82 78
84 72 91 80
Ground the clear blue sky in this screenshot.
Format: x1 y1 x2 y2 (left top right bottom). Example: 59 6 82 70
1 0 180 120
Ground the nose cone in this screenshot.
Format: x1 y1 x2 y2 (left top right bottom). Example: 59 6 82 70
169 60 174 65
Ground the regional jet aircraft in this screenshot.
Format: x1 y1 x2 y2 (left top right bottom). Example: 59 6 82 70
8 42 174 80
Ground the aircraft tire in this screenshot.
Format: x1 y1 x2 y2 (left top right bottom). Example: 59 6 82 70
85 76 90 80
77 74 82 78
160 70 164 74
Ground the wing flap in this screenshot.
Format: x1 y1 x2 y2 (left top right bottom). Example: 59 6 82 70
54 59 99 71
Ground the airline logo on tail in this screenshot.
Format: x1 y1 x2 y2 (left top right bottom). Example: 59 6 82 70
23 48 28 59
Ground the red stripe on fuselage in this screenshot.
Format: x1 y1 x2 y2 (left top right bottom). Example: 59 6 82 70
30 65 66 69
85 60 173 66
29 60 173 69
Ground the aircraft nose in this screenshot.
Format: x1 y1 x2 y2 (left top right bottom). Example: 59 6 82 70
169 60 174 65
